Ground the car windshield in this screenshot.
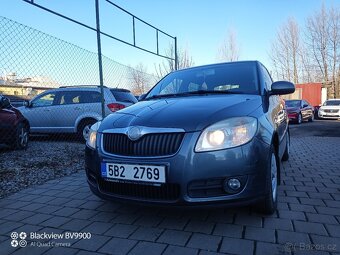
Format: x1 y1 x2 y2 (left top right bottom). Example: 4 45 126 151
323 100 340 106
145 62 259 99
285 100 301 108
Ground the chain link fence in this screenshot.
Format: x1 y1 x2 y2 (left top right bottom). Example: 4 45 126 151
0 16 159 147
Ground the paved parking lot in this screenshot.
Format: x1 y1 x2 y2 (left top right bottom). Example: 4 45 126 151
0 121 340 255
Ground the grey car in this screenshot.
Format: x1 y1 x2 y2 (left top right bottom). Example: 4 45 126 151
18 86 136 140
85 61 294 214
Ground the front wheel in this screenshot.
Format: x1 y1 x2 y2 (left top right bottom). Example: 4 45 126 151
256 146 278 214
297 113 302 124
309 113 314 122
78 120 96 142
11 122 29 150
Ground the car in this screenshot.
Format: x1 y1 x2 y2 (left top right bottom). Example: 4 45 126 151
0 95 30 149
85 61 295 214
285 99 314 124
18 86 137 141
318 99 340 120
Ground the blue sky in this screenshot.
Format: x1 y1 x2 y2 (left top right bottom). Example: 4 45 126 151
1 0 339 76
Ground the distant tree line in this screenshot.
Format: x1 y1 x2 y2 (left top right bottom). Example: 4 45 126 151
270 4 340 98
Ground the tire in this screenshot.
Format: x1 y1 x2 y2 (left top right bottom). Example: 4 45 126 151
10 122 29 150
77 119 96 142
297 113 302 124
282 132 290 161
309 113 314 122
256 145 278 215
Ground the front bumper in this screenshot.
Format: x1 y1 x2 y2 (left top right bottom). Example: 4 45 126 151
287 112 298 122
85 132 271 206
318 112 340 119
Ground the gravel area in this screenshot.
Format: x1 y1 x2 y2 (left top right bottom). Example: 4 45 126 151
0 140 85 198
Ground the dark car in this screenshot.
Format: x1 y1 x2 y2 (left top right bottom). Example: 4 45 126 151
85 61 295 214
285 99 314 124
0 95 30 149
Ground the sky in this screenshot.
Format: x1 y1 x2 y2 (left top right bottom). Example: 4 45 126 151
1 0 339 78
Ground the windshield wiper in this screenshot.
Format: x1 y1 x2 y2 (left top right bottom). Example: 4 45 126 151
144 90 243 100
144 93 179 100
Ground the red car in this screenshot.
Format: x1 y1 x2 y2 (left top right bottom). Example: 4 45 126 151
0 95 30 149
285 99 314 124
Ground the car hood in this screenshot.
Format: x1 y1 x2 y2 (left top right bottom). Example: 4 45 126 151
99 94 262 132
320 105 340 110
286 107 300 113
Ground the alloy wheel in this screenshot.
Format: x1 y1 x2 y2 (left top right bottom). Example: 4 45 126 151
271 153 277 202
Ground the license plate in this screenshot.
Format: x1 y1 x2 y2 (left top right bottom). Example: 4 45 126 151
101 163 166 183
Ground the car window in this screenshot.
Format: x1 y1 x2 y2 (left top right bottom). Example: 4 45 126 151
110 90 137 103
285 100 301 108
323 100 340 106
146 62 259 98
80 91 101 103
57 91 82 105
31 92 56 107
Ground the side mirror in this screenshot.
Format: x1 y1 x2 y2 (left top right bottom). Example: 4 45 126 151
23 100 31 107
0 96 11 108
270 81 295 95
138 94 146 101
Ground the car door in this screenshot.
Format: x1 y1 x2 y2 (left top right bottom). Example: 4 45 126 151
301 100 312 120
261 65 287 143
50 90 84 132
21 91 57 132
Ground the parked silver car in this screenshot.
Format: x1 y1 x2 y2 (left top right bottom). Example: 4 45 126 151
318 99 340 119
18 86 137 140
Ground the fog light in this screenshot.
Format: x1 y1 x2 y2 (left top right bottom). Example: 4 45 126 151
227 178 241 190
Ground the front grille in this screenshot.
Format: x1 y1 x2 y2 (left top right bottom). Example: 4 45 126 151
103 133 184 156
324 109 339 113
98 179 180 201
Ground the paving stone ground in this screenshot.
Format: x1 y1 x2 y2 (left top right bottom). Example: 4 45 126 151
0 136 339 255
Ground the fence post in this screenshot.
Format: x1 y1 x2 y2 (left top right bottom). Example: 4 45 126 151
95 0 106 120
174 37 178 70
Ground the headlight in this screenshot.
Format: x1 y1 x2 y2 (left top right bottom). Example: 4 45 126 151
195 117 257 152
86 121 101 149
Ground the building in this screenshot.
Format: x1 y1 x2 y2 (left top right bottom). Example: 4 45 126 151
0 73 60 99
281 82 327 106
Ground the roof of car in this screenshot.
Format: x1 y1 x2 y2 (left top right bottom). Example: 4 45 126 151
51 86 131 93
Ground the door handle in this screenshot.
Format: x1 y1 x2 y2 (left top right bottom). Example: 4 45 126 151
74 107 82 110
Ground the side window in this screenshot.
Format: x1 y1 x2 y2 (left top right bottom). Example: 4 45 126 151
81 91 101 103
58 91 82 105
31 92 56 107
261 65 273 92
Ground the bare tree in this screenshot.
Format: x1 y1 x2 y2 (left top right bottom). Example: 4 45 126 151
270 18 301 83
154 44 194 79
305 4 340 97
217 28 240 62
129 63 150 95
328 6 340 97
